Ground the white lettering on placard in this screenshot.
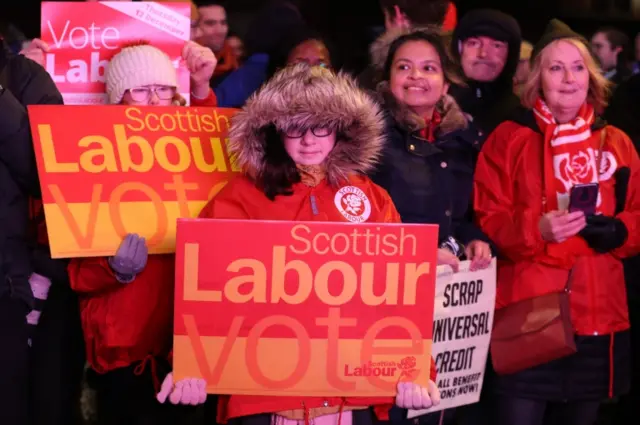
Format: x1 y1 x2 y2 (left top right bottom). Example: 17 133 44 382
46 20 120 50
408 259 496 418
45 52 109 84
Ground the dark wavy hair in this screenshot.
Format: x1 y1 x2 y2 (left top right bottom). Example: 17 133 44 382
256 125 301 200
382 29 463 86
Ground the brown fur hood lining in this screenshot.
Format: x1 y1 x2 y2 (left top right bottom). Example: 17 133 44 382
228 64 385 185
377 82 468 136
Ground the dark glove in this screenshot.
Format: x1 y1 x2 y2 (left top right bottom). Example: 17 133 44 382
579 215 628 253
108 233 148 283
614 167 631 215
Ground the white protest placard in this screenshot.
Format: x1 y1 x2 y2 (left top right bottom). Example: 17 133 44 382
408 259 496 417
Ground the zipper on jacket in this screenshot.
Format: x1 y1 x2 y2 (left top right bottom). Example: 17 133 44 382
310 194 319 215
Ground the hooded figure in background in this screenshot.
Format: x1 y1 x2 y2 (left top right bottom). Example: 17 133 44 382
449 9 522 137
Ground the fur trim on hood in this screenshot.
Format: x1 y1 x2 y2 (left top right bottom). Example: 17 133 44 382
377 81 468 136
228 64 385 185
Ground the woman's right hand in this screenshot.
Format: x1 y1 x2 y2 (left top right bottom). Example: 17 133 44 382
108 233 148 283
437 248 459 272
157 372 207 405
538 210 586 243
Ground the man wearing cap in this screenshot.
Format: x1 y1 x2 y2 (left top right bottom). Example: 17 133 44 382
449 9 522 137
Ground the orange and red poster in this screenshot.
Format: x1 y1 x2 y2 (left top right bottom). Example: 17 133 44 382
41 1 191 105
28 105 239 258
173 219 439 396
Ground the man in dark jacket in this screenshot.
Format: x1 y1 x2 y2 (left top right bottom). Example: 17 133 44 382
0 41 67 425
449 9 522 137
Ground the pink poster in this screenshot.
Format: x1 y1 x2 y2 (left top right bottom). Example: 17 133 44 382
41 1 191 105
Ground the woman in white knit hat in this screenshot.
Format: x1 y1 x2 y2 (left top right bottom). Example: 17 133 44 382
105 39 218 106
67 40 218 425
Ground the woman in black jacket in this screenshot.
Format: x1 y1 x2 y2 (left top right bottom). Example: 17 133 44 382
370 27 492 271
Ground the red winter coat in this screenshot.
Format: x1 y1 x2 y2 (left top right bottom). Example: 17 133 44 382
68 255 174 373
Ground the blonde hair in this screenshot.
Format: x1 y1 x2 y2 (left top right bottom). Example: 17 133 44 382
521 38 611 114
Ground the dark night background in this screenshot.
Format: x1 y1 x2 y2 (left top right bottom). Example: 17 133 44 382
2 0 639 72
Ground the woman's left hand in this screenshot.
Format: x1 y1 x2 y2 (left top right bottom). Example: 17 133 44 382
182 41 217 99
465 240 492 271
395 380 441 410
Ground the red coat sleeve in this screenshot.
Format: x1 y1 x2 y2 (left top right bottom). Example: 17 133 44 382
473 124 548 262
380 192 401 224
190 89 217 107
68 257 120 294
612 130 640 258
198 178 251 219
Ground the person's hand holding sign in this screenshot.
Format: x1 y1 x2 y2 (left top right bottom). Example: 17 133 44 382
20 38 49 68
465 240 492 271
183 41 217 100
157 372 207 405
108 233 148 283
437 248 459 272
395 381 441 409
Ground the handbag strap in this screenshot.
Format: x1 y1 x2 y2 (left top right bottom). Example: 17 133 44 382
596 127 606 179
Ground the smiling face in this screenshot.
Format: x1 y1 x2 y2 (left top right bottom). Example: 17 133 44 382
389 39 449 118
541 40 590 121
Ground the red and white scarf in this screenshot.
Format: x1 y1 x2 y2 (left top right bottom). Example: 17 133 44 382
533 97 602 212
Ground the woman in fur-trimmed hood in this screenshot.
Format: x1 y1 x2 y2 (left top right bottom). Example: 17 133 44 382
157 64 441 425
368 26 493 269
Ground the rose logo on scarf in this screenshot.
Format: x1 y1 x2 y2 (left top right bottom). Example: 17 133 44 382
561 150 594 184
334 186 372 223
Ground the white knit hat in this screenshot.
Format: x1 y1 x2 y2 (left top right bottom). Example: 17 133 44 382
105 44 178 104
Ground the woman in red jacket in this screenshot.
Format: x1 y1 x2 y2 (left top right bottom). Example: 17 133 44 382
68 40 218 425
158 64 446 425
474 20 640 425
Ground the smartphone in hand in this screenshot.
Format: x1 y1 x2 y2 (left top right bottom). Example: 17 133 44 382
568 183 599 215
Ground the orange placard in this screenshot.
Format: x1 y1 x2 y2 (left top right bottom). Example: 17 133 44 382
173 219 438 397
28 105 239 258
